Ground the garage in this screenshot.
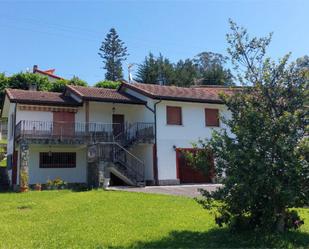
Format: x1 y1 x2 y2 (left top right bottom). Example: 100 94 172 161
176 148 214 184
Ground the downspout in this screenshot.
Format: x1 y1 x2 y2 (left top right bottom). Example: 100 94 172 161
144 99 161 185
12 103 17 186
153 99 162 185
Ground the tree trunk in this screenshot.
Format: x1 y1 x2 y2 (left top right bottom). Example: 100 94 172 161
276 211 286 233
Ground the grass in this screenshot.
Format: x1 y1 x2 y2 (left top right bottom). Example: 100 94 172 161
0 190 308 249
0 158 7 167
0 138 7 144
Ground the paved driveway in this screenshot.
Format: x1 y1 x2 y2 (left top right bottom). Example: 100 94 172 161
108 184 222 198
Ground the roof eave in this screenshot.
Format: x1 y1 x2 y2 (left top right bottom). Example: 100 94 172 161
82 96 146 105
10 99 82 107
152 96 224 104
120 82 225 104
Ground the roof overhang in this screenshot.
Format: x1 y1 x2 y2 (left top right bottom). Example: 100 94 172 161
66 85 146 105
119 82 225 104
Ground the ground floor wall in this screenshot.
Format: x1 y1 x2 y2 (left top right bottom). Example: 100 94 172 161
27 145 87 185
129 144 154 184
156 139 215 185
12 143 155 186
156 139 192 185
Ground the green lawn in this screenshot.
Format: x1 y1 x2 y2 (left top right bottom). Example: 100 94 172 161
0 158 7 167
0 190 308 249
0 138 7 144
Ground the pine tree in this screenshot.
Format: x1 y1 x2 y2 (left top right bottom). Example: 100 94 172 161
135 53 159 83
135 53 175 85
98 28 128 81
173 59 197 87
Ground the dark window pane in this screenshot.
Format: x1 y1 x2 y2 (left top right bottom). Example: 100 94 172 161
39 152 76 168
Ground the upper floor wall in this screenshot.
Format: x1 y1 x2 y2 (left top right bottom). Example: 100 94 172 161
156 100 231 144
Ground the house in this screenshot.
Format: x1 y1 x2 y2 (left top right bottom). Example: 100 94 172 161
1 82 234 188
33 65 64 82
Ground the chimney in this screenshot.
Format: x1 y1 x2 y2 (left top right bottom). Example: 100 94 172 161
28 83 37 91
33 65 38 73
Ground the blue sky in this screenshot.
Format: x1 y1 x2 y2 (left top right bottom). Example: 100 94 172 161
0 0 308 85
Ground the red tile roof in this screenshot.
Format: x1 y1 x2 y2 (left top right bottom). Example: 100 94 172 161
121 82 238 103
67 85 145 104
6 89 80 107
33 68 63 80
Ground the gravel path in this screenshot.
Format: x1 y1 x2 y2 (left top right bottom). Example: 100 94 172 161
108 184 222 198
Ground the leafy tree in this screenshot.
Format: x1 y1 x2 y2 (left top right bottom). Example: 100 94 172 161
0 73 9 103
194 52 234 85
0 72 52 103
8 72 52 91
49 79 68 92
190 20 309 233
68 76 87 86
94 80 120 89
296 55 309 72
50 76 87 92
98 28 128 81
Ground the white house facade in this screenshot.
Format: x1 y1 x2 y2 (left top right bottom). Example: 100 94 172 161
1 82 234 187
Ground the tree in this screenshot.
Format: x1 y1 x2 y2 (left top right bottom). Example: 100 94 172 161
190 20 308 233
0 73 8 104
296 55 309 70
98 28 128 81
94 80 120 89
194 52 234 85
68 76 87 86
49 79 68 92
0 72 52 103
135 52 234 86
49 76 87 92
135 53 175 85
173 59 198 87
135 53 159 83
8 72 52 91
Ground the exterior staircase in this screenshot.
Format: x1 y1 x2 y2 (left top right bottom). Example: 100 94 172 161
94 122 154 187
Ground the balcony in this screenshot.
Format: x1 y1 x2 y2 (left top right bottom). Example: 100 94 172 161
15 120 155 145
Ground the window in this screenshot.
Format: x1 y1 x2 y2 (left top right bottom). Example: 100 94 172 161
166 106 182 125
205 108 220 127
40 152 76 168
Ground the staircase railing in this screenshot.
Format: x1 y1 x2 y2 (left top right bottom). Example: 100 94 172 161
114 122 154 147
97 142 145 185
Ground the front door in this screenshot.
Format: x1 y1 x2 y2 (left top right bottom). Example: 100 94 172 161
53 112 75 137
112 114 124 137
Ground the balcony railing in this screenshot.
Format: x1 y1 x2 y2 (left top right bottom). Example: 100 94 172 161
15 120 154 144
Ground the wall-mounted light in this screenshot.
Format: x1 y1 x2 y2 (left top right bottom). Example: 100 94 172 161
173 145 177 151
112 106 116 114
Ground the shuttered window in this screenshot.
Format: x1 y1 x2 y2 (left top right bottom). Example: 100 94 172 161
166 106 182 125
40 152 76 168
205 108 219 127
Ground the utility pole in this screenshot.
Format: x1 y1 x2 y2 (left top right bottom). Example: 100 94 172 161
128 63 135 83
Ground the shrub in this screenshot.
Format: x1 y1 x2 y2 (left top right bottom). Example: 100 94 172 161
192 20 308 233
46 177 67 190
94 80 120 89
